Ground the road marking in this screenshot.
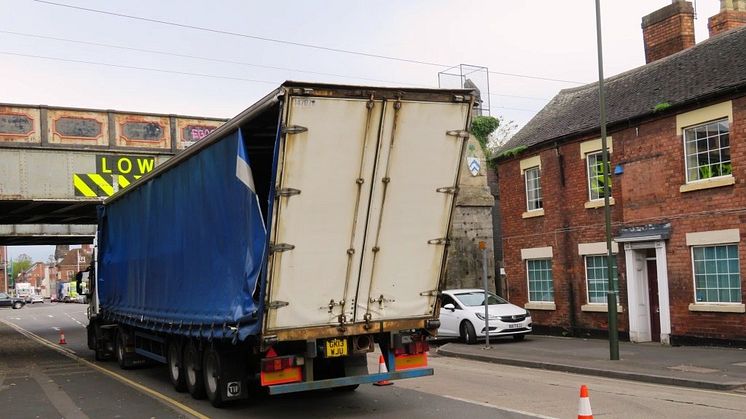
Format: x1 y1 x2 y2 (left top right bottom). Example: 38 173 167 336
64 312 86 328
442 395 559 419
0 319 208 419
48 315 54 318
52 327 61 331
32 367 91 419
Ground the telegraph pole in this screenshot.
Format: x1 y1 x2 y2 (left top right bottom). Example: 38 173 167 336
595 0 619 361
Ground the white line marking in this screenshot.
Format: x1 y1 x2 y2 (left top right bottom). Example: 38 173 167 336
52 327 61 331
48 315 54 318
0 318 208 419
442 395 559 419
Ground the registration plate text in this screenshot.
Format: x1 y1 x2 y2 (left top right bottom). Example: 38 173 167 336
325 338 348 357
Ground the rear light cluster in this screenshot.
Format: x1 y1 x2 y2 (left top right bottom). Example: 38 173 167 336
262 356 299 373
394 339 429 356
261 347 304 373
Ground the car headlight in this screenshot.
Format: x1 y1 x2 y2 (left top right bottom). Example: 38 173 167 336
475 313 500 321
525 309 531 318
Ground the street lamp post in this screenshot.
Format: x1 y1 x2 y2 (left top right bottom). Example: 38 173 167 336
595 0 619 361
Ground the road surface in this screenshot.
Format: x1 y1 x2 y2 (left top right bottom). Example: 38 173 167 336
2 303 745 418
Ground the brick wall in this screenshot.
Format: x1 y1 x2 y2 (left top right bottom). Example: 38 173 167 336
642 1 695 64
498 95 746 342
709 10 746 37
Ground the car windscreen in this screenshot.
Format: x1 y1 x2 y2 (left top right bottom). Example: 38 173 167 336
454 291 508 306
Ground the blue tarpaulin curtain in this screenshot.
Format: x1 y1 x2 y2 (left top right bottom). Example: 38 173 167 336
98 130 267 340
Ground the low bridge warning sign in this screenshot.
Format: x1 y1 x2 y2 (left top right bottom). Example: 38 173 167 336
73 154 156 197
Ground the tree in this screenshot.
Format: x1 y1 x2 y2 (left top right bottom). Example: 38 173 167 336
470 115 519 159
11 254 32 284
470 116 499 158
489 116 519 151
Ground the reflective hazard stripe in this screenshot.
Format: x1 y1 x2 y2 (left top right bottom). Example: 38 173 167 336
73 173 143 197
117 175 131 188
89 174 114 196
73 174 97 197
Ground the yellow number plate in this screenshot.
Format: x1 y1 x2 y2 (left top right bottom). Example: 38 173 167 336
325 338 348 358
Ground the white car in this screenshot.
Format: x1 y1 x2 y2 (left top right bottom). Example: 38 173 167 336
29 294 44 304
438 289 532 344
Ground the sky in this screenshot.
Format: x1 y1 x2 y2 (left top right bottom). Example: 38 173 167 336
1 0 722 262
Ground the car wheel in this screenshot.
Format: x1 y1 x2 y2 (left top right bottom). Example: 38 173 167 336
12 301 23 309
513 334 526 341
460 321 477 345
168 341 187 392
184 340 206 399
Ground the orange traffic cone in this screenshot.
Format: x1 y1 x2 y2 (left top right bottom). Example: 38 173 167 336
577 385 593 419
58 330 67 345
373 355 393 386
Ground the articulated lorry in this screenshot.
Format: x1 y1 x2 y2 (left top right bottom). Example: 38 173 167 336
86 82 474 407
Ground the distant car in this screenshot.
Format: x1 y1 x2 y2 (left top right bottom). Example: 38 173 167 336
438 289 532 344
30 295 44 304
0 292 26 309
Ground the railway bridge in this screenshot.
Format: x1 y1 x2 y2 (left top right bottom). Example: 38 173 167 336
0 103 225 244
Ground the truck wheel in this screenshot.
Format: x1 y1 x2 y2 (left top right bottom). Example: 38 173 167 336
12 301 23 309
167 341 187 392
116 329 134 369
460 321 477 345
203 346 227 407
184 340 206 399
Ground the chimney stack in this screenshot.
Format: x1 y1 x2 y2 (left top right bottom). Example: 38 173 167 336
708 0 746 36
641 1 695 63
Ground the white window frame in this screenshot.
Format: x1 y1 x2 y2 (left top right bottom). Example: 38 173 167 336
690 244 741 304
685 230 743 306
524 165 542 211
583 254 619 305
526 258 554 303
585 151 611 202
682 118 731 184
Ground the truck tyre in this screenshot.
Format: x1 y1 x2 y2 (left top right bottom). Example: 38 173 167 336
184 340 206 399
203 346 227 407
460 321 477 345
12 301 23 309
168 341 187 392
116 329 134 369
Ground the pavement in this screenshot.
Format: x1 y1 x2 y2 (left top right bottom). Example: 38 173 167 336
437 335 746 391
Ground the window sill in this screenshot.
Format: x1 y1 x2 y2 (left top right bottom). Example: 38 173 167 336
584 197 615 209
525 302 556 311
522 208 545 218
680 176 735 193
581 304 624 313
688 303 745 313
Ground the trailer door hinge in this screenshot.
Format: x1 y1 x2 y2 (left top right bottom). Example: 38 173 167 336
419 290 440 297
282 125 308 135
268 301 289 309
276 188 301 198
436 186 458 194
446 130 469 139
289 87 314 95
427 238 449 245
270 243 295 253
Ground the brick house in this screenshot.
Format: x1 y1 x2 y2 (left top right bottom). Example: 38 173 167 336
494 2 746 345
19 262 46 290
56 247 92 282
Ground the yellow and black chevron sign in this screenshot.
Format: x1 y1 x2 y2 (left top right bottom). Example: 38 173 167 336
73 173 142 197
